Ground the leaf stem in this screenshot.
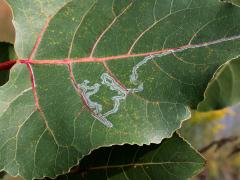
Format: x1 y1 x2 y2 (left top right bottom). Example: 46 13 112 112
0 60 16 71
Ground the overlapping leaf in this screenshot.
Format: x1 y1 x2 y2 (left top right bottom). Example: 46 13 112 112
1 0 240 179
198 57 240 111
221 0 240 7
53 134 205 180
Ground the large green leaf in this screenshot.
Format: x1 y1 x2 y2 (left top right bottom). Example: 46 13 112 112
198 57 240 111
54 134 205 180
1 0 240 179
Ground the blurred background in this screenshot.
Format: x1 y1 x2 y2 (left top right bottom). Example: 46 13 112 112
180 106 240 180
0 0 14 44
0 0 240 179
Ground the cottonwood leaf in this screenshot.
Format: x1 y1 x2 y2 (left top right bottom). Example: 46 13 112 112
52 134 205 180
198 57 240 111
1 0 240 179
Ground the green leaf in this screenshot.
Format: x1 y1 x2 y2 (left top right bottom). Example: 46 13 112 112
1 0 240 179
220 0 240 7
54 134 205 180
198 57 240 111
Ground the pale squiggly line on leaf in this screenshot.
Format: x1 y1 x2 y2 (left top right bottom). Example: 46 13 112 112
79 34 240 127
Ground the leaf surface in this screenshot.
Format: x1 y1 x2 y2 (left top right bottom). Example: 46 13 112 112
1 0 240 179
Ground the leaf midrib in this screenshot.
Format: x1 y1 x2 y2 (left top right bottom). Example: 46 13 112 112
86 161 204 171
16 34 240 65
